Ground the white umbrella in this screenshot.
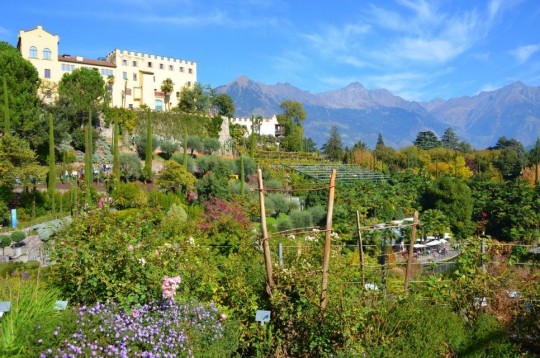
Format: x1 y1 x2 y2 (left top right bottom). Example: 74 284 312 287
413 244 426 248
426 240 441 246
439 238 448 244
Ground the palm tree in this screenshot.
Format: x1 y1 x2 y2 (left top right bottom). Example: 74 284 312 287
161 78 174 111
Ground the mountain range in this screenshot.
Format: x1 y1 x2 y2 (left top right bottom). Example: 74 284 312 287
215 76 540 149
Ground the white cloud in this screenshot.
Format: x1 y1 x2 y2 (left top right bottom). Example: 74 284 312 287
137 10 230 26
478 83 499 93
510 44 540 64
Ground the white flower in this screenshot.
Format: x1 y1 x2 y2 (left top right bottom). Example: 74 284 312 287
331 232 339 239
188 236 195 245
138 258 146 266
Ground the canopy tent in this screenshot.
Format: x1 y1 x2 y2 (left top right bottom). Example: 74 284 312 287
413 244 427 248
425 240 441 246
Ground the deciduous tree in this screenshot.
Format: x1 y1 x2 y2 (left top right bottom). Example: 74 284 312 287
213 93 235 118
277 100 306 152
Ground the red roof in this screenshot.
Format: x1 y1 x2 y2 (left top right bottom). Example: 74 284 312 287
59 55 116 68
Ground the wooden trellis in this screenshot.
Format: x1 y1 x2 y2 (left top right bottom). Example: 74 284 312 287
285 164 388 182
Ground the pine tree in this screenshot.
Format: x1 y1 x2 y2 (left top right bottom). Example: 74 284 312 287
48 113 56 213
441 128 459 150
376 133 385 149
321 125 344 161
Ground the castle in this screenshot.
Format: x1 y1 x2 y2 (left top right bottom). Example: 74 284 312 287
17 25 197 110
16 25 282 139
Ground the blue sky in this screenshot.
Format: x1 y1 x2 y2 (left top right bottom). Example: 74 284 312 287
1 0 539 101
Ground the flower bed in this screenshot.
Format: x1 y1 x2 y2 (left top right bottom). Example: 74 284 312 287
36 300 232 357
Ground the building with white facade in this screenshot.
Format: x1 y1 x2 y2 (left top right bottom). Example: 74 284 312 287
229 115 283 137
17 25 196 110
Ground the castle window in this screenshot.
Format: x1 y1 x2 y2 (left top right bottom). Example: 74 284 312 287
44 69 51 79
122 72 127 80
179 66 184 72
169 64 173 71
188 68 193 74
122 59 127 66
148 62 153 68
155 99 163 111
132 61 137 67
29 46 37 58
133 73 137 81
159 64 164 70
43 48 51 60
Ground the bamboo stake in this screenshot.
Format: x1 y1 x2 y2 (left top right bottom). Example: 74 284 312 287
356 210 365 288
320 169 337 310
257 168 274 296
404 210 419 291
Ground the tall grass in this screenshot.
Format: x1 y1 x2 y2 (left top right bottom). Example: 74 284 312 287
0 269 62 357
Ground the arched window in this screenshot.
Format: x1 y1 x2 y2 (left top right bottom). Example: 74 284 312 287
43 48 51 60
155 99 163 111
29 46 37 58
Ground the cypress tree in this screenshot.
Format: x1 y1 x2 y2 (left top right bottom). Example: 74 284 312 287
48 113 56 213
112 113 120 189
85 108 93 204
250 115 256 158
183 128 188 171
143 109 153 181
240 156 245 195
3 78 9 136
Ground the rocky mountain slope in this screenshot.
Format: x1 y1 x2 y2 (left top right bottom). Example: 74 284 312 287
216 77 540 149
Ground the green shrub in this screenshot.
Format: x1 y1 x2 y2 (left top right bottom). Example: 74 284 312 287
196 155 234 177
119 153 142 181
308 206 327 226
290 210 313 229
276 215 293 232
0 235 11 253
136 134 159 159
147 191 183 211
49 208 182 307
10 231 25 243
171 153 195 172
158 139 178 160
235 156 257 177
457 313 521 357
112 182 147 209
202 137 221 154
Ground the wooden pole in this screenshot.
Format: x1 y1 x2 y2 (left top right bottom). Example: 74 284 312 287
320 169 337 310
356 210 365 288
257 169 274 296
404 210 419 291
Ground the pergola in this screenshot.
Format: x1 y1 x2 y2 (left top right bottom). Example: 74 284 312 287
285 164 388 183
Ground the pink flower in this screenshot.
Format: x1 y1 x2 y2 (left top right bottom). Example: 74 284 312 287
220 313 227 321
128 245 134 251
162 276 181 300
